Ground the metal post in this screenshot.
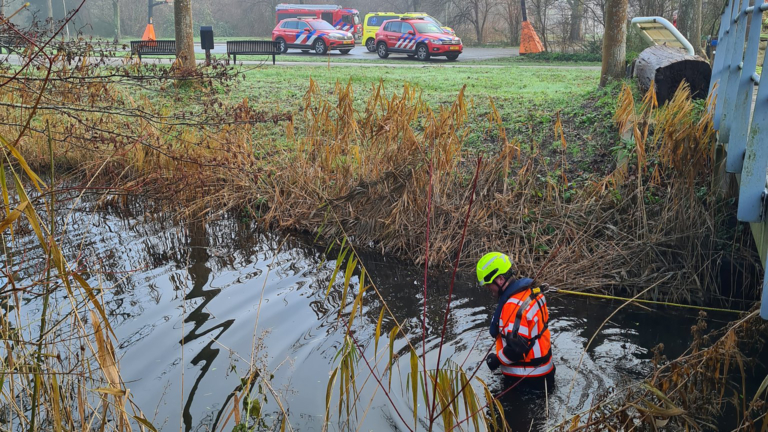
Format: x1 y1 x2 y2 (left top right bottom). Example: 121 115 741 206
717 0 748 136
725 4 765 173
737 55 768 222
713 0 740 131
709 0 731 95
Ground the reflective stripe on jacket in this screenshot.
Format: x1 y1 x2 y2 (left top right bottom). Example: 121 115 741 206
494 288 553 377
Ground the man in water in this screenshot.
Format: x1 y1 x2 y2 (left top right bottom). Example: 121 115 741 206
477 252 554 381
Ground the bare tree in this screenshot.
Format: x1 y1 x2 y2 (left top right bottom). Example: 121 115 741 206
112 0 120 40
173 0 195 71
46 0 53 28
567 0 582 41
528 0 556 50
499 0 522 45
677 0 704 55
452 0 498 44
600 0 628 86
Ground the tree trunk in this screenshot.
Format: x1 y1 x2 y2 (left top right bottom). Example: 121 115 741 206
1 0 5 17
506 0 521 45
174 0 196 72
474 2 483 44
599 0 628 86
46 0 54 29
568 0 582 41
676 0 704 56
113 0 121 41
633 44 711 103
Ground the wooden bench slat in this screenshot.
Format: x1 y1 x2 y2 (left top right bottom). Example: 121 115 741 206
226 40 281 64
130 40 176 60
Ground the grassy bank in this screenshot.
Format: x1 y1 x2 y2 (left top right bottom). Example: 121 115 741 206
2 35 766 432
2 48 759 305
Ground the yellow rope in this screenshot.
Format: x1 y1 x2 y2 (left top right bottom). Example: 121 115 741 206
555 289 745 314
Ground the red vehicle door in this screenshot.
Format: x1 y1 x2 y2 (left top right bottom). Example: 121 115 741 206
385 21 401 45
398 22 416 51
282 21 300 46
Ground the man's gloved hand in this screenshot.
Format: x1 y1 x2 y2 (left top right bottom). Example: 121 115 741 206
486 353 501 371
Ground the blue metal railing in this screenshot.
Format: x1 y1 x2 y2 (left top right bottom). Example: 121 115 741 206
708 0 768 318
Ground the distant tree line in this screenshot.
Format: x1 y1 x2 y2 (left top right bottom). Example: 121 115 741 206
4 0 724 53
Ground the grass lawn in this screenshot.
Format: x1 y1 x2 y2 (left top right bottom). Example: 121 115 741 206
209 63 617 173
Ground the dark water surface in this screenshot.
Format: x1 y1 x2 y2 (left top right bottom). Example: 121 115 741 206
15 204 737 431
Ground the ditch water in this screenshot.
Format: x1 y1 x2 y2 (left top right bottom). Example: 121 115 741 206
11 203 739 431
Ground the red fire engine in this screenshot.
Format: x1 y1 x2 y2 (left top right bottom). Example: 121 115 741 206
275 4 362 38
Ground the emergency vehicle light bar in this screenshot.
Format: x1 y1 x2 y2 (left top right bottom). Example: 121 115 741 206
276 4 342 10
400 16 426 20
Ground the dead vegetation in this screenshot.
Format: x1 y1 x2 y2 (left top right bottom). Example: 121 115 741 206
0 16 765 431
2 39 758 306
550 309 768 431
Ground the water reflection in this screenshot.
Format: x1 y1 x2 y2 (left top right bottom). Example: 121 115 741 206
4 198 735 431
177 220 235 431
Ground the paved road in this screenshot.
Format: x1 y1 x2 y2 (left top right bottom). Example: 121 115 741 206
196 43 519 62
3 52 601 69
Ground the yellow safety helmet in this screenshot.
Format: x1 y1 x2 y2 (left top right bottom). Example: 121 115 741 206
476 252 512 285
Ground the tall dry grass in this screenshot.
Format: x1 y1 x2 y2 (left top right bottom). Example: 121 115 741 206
316 81 766 432
1 16 764 430
3 47 758 306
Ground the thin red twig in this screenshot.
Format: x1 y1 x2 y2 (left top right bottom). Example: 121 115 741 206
421 160 433 418
428 156 482 425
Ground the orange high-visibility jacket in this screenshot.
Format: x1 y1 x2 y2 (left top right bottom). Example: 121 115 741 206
494 287 553 377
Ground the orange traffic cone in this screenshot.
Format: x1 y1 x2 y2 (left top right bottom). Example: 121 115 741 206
141 23 156 41
520 21 544 54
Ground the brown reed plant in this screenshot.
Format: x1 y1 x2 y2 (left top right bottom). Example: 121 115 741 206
550 309 768 431
318 81 764 432
6 47 757 306
3 17 762 429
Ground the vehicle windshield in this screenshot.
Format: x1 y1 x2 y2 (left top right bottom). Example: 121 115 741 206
413 22 444 34
423 16 444 27
309 20 337 30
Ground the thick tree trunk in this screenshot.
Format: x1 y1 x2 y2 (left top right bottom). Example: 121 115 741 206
599 0 628 86
676 0 704 56
568 0 582 41
174 0 195 72
633 45 711 103
112 0 121 40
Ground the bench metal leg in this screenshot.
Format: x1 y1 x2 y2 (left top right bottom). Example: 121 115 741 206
233 54 237 64
273 54 275 65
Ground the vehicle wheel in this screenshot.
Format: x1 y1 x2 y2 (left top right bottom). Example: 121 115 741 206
377 42 389 58
276 38 288 54
365 38 376 52
301 49 310 53
340 49 352 55
415 44 430 61
314 39 327 55
446 53 459 61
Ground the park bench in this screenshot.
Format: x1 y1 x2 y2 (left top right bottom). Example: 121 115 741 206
226 40 281 65
130 40 176 60
0 35 26 54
